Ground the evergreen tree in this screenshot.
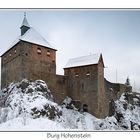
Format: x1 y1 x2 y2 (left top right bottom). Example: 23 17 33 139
125 77 130 86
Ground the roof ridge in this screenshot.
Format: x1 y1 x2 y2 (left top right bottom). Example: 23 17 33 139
64 53 101 68
68 53 101 60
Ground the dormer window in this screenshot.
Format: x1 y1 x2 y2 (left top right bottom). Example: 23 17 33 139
37 48 41 54
47 50 50 56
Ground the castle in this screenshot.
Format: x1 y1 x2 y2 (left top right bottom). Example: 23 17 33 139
1 15 131 118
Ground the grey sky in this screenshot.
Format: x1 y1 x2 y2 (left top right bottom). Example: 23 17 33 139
0 9 140 92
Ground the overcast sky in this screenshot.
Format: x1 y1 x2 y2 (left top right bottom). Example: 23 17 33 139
0 9 140 92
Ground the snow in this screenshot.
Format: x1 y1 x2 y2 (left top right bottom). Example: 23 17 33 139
0 80 140 131
114 94 140 130
2 27 56 56
11 27 55 50
64 53 101 68
20 27 55 50
0 117 64 131
133 98 139 102
63 96 72 105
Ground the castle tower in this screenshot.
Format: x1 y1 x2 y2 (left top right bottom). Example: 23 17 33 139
1 14 57 89
64 54 109 118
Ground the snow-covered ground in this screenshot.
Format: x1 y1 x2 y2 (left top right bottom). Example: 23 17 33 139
0 79 140 131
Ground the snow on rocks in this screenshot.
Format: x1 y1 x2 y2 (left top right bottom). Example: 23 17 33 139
0 80 140 130
0 79 62 125
114 93 140 130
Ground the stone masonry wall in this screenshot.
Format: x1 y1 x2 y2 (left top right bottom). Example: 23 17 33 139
97 58 109 118
104 78 127 101
64 65 101 117
1 42 25 88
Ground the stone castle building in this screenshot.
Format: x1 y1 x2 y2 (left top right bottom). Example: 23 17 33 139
1 15 131 118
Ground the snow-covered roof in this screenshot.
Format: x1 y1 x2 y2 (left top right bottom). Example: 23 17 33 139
64 53 102 69
1 15 56 56
19 27 55 49
20 16 30 28
1 27 56 56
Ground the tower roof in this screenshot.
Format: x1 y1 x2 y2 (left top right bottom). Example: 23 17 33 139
64 53 104 69
20 13 30 28
11 27 55 50
3 27 56 53
1 15 56 56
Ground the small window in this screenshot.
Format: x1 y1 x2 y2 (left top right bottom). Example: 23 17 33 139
47 50 50 56
9 53 11 57
86 72 90 76
75 74 79 77
37 48 41 54
14 49 17 53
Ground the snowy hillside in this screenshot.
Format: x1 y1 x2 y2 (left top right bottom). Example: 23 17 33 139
0 79 140 131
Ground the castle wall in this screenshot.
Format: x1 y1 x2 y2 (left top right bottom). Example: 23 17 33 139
1 42 26 88
1 40 130 119
104 78 127 101
97 58 109 118
64 64 108 118
29 71 66 103
31 43 56 74
65 74 98 115
20 41 65 103
104 78 130 116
